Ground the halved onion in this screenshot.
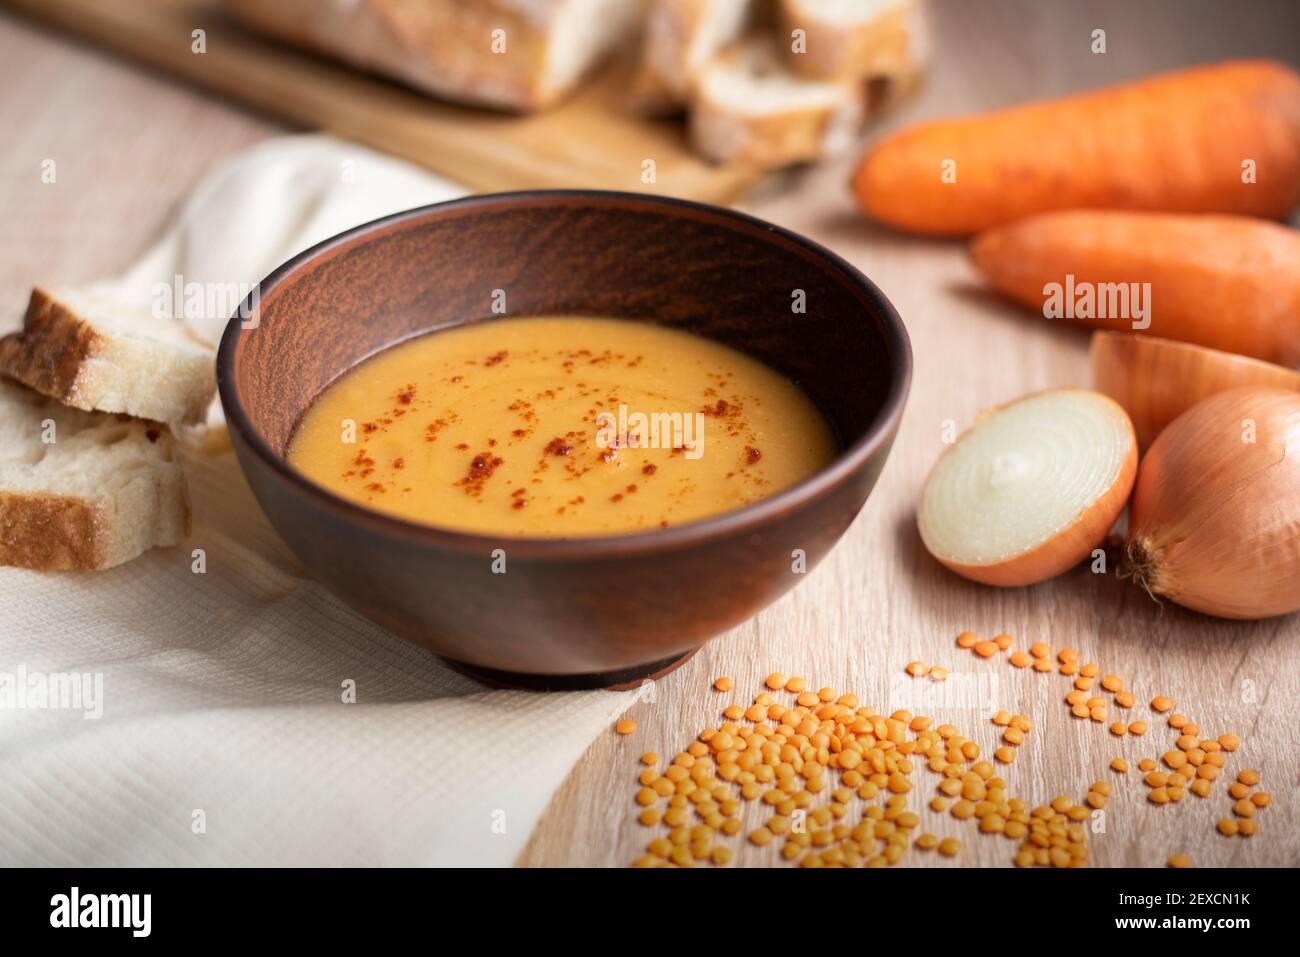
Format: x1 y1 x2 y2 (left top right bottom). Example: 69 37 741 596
918 389 1137 587
1092 331 1300 451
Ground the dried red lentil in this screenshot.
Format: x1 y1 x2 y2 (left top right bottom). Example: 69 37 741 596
629 644 1261 869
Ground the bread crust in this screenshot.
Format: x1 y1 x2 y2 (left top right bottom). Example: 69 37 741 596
0 379 191 572
688 37 863 167
0 491 106 571
630 0 761 114
779 0 926 81
690 90 862 166
0 290 96 408
0 288 215 426
226 0 636 111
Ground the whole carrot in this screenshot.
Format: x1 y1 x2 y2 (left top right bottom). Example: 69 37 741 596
853 60 1300 236
969 210 1300 366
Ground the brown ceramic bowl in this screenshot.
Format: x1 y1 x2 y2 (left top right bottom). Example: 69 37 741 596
217 191 910 689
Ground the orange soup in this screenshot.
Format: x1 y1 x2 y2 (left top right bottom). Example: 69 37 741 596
288 317 837 537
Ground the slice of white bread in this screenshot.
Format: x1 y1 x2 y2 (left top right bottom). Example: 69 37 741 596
629 0 761 114
688 36 863 166
225 0 643 112
0 377 189 571
0 287 215 427
778 0 928 80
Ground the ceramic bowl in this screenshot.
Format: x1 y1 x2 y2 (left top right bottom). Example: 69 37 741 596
217 191 910 689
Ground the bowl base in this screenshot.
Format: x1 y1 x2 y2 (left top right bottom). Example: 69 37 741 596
442 647 700 691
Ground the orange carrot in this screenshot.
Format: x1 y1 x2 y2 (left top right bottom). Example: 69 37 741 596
969 210 1300 366
853 60 1300 236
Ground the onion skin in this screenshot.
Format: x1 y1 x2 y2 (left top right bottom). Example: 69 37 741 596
970 211 1300 366
923 390 1138 588
1091 332 1300 451
1125 387 1300 619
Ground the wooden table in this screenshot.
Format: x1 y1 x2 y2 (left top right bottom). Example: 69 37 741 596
2 0 1295 868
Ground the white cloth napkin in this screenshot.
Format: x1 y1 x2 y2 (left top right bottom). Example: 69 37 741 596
0 135 639 866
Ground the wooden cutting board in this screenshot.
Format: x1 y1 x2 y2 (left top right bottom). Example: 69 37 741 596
2 0 764 202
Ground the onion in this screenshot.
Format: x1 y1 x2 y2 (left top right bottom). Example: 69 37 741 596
1092 332 1300 452
1124 386 1300 619
918 389 1137 587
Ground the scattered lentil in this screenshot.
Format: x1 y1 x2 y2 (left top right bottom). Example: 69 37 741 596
629 656 1258 869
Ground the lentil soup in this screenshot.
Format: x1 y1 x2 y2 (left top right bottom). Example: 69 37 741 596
287 317 837 537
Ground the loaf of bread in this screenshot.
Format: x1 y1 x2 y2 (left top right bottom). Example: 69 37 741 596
226 0 644 111
628 0 760 115
689 36 865 166
0 287 215 427
777 0 928 80
0 377 189 571
687 0 927 167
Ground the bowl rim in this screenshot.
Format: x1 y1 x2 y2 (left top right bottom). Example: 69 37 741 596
217 189 912 559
